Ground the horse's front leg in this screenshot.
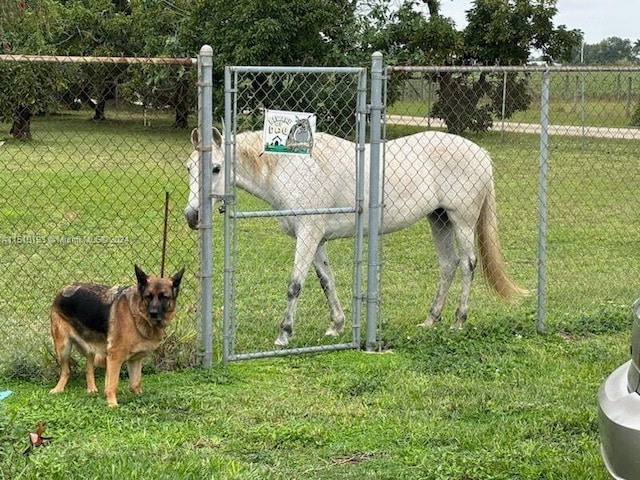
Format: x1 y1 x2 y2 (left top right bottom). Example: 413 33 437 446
275 227 323 347
313 242 345 337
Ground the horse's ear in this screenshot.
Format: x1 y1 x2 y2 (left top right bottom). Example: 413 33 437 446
212 127 223 148
190 128 199 148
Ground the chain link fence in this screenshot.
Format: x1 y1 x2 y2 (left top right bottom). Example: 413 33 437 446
215 66 368 361
380 65 640 345
204 60 640 361
0 54 201 379
2 53 639 374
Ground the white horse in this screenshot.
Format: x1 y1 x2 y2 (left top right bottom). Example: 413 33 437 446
184 128 526 347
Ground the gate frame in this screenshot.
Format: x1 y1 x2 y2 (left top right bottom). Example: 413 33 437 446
199 62 370 363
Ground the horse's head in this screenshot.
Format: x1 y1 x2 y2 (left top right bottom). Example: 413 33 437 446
183 127 225 230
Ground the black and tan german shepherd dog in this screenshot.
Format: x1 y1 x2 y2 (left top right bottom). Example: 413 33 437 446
49 265 185 407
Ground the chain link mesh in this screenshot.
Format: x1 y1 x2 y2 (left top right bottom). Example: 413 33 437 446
0 55 200 379
381 66 640 343
223 68 365 357
2 55 638 372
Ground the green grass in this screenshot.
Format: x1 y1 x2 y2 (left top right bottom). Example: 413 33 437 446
0 326 624 479
1 108 638 478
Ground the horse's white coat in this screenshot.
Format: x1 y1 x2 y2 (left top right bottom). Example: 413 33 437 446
184 129 524 347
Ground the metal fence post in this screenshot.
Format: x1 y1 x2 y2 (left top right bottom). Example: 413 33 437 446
537 68 550 333
222 66 234 364
198 45 214 366
366 52 384 351
352 69 368 349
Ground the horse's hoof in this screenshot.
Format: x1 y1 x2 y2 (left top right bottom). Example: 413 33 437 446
325 326 341 337
449 319 466 330
274 334 289 348
417 318 437 328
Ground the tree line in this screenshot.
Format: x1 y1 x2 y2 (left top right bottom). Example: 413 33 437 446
0 0 584 139
578 37 640 65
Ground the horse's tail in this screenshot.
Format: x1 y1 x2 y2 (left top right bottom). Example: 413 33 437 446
476 182 528 300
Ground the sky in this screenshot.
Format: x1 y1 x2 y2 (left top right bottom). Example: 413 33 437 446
437 0 640 44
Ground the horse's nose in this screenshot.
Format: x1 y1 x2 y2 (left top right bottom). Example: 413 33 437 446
184 208 199 230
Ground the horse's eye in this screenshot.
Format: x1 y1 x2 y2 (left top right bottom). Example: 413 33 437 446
212 165 221 175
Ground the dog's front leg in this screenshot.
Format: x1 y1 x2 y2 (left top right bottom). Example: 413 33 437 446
127 357 143 395
104 351 124 407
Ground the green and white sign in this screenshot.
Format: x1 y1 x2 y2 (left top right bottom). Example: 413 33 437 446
262 109 316 156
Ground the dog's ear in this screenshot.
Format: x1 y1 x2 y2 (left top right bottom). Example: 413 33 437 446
134 265 148 290
171 267 185 296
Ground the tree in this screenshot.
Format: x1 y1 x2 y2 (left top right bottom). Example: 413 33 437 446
634 40 640 60
428 0 581 134
360 0 459 65
50 0 139 121
124 0 197 128
177 0 359 132
582 37 637 65
0 0 66 140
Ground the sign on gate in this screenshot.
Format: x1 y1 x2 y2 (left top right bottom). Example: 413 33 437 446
262 109 316 155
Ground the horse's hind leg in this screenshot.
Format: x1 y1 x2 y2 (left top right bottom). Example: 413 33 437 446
449 219 477 329
275 227 323 347
313 243 345 337
420 209 458 328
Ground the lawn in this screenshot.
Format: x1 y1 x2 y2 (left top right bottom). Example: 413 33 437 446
0 327 625 479
0 109 637 478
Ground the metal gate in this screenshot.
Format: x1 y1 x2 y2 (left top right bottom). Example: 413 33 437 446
198 51 368 362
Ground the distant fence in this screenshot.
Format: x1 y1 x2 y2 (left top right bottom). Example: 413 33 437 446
1 51 639 375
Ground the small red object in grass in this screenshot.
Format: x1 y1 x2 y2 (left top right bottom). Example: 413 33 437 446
23 423 52 455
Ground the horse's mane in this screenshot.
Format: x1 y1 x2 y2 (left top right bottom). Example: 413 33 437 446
235 130 345 187
236 131 278 186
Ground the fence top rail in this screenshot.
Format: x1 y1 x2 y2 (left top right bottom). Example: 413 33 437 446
228 65 365 74
388 65 640 74
0 54 196 66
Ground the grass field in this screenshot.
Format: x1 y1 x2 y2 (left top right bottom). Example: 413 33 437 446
0 331 626 479
1 110 638 478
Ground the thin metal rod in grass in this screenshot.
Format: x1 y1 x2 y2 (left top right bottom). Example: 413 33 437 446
161 191 169 277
